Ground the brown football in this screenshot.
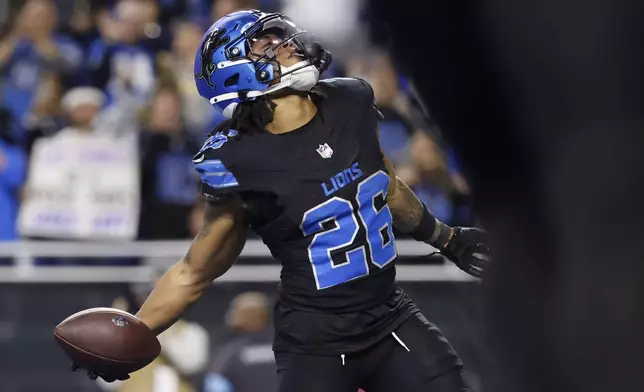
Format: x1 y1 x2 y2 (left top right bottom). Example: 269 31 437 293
54 308 161 375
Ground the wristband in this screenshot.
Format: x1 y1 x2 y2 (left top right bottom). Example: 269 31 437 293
409 204 452 247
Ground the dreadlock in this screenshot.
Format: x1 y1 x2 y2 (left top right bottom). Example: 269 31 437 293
208 89 327 137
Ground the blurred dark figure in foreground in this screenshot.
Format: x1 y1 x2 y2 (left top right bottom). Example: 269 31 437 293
204 292 277 392
368 1 644 392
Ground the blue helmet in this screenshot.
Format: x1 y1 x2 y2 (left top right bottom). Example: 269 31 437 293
194 10 332 117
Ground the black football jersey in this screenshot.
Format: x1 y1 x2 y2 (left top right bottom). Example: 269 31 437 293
194 78 415 354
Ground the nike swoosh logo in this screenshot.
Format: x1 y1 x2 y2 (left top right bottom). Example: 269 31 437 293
193 154 205 163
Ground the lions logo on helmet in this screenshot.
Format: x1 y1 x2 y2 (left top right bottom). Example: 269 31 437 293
195 28 227 89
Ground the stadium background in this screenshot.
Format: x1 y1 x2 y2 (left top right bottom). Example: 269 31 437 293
0 1 491 391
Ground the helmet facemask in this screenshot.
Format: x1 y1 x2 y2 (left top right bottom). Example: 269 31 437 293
230 13 330 94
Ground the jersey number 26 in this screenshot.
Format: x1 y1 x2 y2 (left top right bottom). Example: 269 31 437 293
300 171 397 290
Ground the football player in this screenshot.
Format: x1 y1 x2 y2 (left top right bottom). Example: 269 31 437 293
95 10 490 391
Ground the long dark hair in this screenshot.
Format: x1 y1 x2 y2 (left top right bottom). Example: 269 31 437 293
209 89 326 137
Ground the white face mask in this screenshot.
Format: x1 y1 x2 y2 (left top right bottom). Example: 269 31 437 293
265 59 320 94
220 60 320 118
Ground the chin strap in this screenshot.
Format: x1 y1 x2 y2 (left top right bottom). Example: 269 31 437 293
211 90 275 118
209 90 265 105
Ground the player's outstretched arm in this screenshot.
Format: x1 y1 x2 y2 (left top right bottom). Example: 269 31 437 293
136 196 248 335
383 155 490 277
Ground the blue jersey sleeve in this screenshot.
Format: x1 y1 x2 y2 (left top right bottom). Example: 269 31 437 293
193 130 241 200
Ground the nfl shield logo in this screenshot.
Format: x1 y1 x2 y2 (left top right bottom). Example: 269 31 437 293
316 143 333 159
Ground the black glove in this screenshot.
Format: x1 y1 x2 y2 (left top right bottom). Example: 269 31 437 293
71 363 130 383
440 227 490 278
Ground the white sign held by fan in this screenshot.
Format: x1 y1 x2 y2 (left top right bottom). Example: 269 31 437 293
18 129 140 240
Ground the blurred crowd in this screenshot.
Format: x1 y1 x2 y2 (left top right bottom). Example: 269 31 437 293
99 285 276 392
0 0 472 247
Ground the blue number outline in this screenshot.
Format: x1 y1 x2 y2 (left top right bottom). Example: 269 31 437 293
300 197 369 290
356 171 397 268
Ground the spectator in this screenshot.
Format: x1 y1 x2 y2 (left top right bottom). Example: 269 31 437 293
346 50 462 223
98 271 210 392
165 0 277 26
137 0 172 53
0 109 26 241
156 0 189 28
19 86 141 245
346 50 416 162
158 20 217 137
61 0 101 52
87 0 158 108
22 73 65 154
138 84 201 240
405 131 461 224
0 0 82 134
205 292 277 392
179 0 212 24
212 0 259 21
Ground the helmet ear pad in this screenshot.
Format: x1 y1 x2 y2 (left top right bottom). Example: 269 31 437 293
302 41 332 73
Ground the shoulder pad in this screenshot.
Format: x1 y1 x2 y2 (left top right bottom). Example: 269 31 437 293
193 129 240 194
315 77 374 105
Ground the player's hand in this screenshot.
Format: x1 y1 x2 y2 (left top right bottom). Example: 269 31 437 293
440 227 490 278
71 363 130 383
